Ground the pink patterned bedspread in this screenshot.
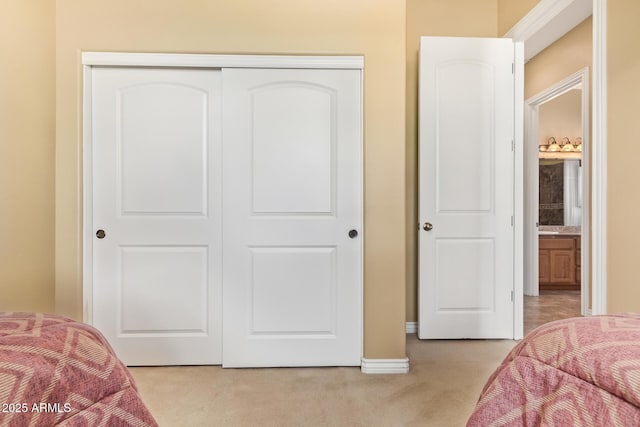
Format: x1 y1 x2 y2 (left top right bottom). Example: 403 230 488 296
0 312 158 426
467 314 640 426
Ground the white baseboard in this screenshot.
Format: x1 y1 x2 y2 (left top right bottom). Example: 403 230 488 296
361 357 409 374
405 322 417 334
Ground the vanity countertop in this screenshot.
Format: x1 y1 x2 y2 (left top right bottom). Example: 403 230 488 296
538 225 581 236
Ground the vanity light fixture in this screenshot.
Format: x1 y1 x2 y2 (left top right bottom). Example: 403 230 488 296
539 137 549 151
539 136 582 155
574 136 582 152
546 137 561 152
561 136 575 151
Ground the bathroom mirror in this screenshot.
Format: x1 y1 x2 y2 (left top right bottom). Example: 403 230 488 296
539 159 582 226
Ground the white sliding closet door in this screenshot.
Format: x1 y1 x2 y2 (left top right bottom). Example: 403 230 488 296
221 68 363 367
87 58 363 368
91 67 222 365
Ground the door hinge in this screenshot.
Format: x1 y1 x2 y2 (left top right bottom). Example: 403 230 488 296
511 215 514 227
512 140 515 151
512 63 514 74
510 290 514 302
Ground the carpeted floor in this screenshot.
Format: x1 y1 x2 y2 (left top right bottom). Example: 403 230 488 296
129 291 581 426
130 337 515 426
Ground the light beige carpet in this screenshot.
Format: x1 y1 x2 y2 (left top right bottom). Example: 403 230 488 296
130 336 516 426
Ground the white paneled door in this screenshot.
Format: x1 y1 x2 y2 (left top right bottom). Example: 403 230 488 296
91 67 223 365
418 37 516 339
88 60 362 367
221 68 362 367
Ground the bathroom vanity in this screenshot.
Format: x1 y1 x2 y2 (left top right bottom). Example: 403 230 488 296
538 228 581 290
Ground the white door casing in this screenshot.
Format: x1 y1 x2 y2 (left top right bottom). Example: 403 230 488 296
221 68 363 367
418 37 516 339
90 67 223 365
504 0 609 318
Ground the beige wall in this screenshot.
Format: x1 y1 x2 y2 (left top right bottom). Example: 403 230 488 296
497 0 540 36
13 0 638 356
525 17 592 100
55 0 407 359
0 0 55 312
607 0 640 312
405 0 498 322
539 89 582 146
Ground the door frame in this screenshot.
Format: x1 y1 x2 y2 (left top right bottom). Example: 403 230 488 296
81 53 364 335
506 0 608 315
523 68 590 316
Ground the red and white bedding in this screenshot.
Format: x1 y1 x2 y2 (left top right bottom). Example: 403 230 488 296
468 314 640 426
0 312 157 426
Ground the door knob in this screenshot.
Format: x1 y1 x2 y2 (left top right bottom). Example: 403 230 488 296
348 229 358 239
96 229 106 239
423 222 433 231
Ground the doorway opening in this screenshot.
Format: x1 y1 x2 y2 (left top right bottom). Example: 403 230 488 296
523 68 590 332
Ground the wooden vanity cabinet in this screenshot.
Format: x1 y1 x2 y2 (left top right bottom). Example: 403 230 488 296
539 235 581 290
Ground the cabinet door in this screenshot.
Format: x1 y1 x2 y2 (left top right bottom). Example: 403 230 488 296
538 249 550 284
539 236 577 288
549 248 576 284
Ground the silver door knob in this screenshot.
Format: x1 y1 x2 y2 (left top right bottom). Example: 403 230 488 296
423 223 433 231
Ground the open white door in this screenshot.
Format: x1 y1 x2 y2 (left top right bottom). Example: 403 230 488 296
90 67 222 364
221 68 363 367
418 37 517 339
